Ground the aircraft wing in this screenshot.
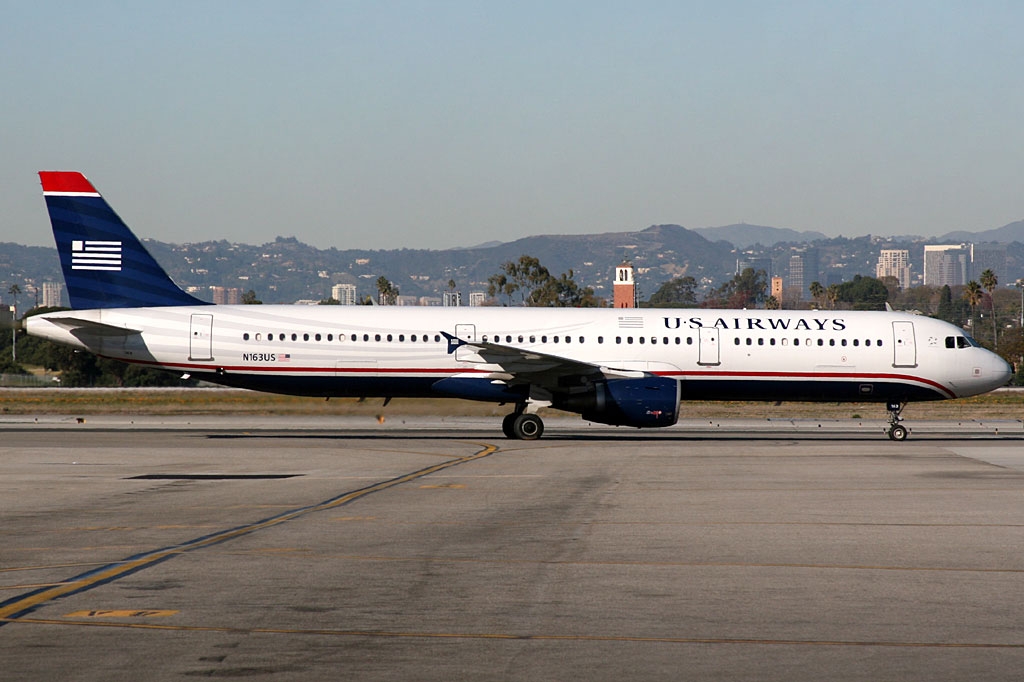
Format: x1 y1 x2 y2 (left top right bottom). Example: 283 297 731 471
441 331 645 391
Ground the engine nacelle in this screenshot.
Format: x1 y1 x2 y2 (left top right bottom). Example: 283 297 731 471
578 376 680 428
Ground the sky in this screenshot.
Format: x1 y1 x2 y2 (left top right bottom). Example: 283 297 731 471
2 1 1024 250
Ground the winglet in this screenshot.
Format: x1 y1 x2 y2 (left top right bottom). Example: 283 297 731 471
440 331 463 355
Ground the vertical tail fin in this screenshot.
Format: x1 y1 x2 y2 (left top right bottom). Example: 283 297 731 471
38 171 209 309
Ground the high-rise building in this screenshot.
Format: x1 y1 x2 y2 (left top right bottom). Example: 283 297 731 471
972 244 1007 285
923 244 971 287
613 263 636 308
41 281 63 308
785 248 819 301
875 250 912 290
331 283 357 305
468 292 486 307
443 291 461 307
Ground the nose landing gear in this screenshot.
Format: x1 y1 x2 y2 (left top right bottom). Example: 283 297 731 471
886 401 908 441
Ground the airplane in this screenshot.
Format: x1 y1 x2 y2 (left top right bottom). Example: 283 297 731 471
24 171 1013 441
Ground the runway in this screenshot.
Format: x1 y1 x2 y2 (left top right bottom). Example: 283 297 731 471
2 419 1024 681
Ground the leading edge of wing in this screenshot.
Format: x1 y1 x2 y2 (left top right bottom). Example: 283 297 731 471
441 331 645 383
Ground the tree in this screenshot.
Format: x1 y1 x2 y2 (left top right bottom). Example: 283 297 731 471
935 284 957 324
964 281 984 336
376 276 398 305
644 276 698 308
318 298 340 305
826 284 840 310
980 269 998 349
241 289 262 304
808 281 825 308
835 275 889 311
486 256 601 307
764 295 781 310
708 268 766 308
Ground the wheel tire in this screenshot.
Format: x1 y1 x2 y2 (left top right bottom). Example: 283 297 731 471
889 424 908 441
513 414 544 440
501 413 517 439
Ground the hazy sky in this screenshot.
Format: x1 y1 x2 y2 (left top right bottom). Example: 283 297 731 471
3 2 1023 249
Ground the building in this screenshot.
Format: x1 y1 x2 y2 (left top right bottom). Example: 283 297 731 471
41 281 63 308
613 263 636 308
786 250 818 301
770 276 784 303
972 244 1007 285
923 244 972 287
468 292 486 307
875 249 912 290
331 283 357 305
210 286 242 305
443 291 461 307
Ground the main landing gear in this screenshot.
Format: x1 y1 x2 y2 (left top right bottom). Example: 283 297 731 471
886 401 908 441
502 408 544 440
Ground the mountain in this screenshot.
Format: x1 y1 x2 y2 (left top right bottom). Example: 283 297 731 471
941 220 1024 244
139 224 736 303
694 224 828 248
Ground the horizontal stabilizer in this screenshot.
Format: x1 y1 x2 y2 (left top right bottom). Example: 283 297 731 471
42 316 142 337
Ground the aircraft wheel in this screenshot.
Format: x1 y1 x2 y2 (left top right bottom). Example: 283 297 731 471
513 414 544 440
888 424 908 442
501 413 517 439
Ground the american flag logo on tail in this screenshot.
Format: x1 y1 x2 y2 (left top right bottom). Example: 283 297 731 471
71 240 122 271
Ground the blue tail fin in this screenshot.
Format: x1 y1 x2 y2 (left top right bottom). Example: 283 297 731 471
39 171 209 309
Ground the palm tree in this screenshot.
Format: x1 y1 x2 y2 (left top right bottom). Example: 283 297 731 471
963 280 983 337
980 269 998 349
825 284 840 310
808 281 825 308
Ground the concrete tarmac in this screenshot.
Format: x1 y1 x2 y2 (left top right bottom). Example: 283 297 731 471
2 418 1024 681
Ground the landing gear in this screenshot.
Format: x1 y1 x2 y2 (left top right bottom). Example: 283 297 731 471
886 401 908 441
502 409 544 440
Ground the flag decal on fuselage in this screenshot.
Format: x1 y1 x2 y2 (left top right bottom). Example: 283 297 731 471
71 240 122 271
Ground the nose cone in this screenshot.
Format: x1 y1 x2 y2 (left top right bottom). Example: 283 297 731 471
989 353 1014 389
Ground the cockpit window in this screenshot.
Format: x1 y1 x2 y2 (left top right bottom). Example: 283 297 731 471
947 335 976 349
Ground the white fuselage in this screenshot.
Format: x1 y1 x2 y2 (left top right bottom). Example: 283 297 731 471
26 305 1011 403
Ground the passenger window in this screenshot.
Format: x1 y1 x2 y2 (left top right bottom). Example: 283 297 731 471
598 336 604 344
639 337 645 344
758 338 764 346
627 337 634 344
829 339 835 347
553 336 559 343
291 333 298 341
529 335 535 343
734 338 740 345
840 339 847 347
817 339 823 346
243 333 250 341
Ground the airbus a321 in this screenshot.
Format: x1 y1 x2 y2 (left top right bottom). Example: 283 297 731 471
25 171 1012 441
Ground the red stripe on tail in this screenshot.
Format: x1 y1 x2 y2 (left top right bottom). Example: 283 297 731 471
39 171 97 194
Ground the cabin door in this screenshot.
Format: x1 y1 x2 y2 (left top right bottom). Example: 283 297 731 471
189 313 214 361
698 326 720 366
892 321 917 368
454 324 477 362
